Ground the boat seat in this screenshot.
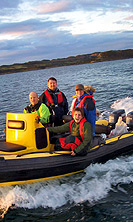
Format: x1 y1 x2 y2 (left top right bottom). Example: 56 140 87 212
0 141 26 152
35 127 48 149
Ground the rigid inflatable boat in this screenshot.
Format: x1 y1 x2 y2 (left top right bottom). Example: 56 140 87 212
0 110 133 186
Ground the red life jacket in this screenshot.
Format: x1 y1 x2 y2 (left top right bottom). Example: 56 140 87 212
72 95 95 111
70 117 86 141
59 118 87 150
59 136 81 151
44 90 63 106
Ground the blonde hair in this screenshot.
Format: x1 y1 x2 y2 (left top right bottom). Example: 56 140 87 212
84 85 95 94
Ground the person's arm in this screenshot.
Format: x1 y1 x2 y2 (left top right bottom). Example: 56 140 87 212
39 92 46 104
24 105 31 113
48 122 70 133
62 92 68 114
39 103 51 124
73 122 93 154
84 98 95 111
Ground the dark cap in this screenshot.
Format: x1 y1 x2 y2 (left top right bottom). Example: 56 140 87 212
75 84 84 91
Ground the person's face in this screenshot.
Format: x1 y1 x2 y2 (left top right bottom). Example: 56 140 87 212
47 80 57 91
73 111 83 123
29 92 38 106
75 89 84 97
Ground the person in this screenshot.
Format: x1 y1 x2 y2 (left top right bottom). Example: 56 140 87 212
47 107 93 156
24 91 51 126
39 77 68 126
84 85 101 119
70 84 96 136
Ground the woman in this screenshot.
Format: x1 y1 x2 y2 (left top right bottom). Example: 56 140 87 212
70 84 96 136
47 107 93 156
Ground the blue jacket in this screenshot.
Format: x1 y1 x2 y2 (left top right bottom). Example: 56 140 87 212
73 93 96 136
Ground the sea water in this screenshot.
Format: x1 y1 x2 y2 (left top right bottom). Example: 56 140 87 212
0 58 133 221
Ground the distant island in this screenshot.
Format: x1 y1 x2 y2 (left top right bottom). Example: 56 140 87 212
0 49 133 75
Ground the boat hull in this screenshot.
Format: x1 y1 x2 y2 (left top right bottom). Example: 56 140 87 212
0 134 133 186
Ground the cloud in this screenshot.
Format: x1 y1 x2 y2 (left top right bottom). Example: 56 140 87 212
0 0 22 9
36 0 133 14
0 0 132 66
37 0 70 13
0 30 132 66
0 18 62 41
124 15 133 21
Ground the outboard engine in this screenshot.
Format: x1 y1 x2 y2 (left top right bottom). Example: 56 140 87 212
126 111 133 130
108 109 126 129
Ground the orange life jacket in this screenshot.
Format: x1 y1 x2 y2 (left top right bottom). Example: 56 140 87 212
70 117 87 141
71 95 95 111
59 136 81 150
44 90 63 106
58 117 87 151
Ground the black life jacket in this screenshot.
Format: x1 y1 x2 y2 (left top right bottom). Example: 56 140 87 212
24 102 41 113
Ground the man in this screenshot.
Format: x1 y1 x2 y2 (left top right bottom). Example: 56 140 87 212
47 107 93 156
39 77 68 126
70 84 96 136
24 91 51 126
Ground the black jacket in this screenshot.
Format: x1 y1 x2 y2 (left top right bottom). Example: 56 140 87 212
39 88 68 125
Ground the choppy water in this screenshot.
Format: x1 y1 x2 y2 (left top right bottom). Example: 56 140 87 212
0 59 133 221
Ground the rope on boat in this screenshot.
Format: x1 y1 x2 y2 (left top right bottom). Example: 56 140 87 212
16 150 71 157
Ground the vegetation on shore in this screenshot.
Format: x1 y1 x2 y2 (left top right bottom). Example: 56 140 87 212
0 49 133 75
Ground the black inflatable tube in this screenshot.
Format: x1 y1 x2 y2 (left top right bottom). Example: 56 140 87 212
95 124 111 135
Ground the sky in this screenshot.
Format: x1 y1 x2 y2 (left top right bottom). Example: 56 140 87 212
0 0 133 66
